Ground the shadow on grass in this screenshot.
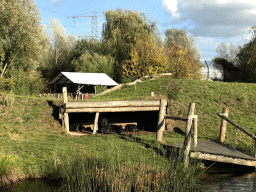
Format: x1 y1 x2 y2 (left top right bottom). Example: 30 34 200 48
119 134 167 158
46 100 61 123
173 127 186 136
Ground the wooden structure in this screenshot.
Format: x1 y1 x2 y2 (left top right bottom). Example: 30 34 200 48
165 103 198 167
164 107 256 167
60 87 167 136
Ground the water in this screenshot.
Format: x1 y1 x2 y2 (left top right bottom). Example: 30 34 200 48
203 173 256 192
1 165 256 192
202 162 256 192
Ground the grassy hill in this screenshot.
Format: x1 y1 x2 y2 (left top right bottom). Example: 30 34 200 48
1 77 256 190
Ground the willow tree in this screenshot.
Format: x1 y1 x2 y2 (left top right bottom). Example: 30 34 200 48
102 8 158 82
0 0 50 94
0 0 50 77
164 29 203 79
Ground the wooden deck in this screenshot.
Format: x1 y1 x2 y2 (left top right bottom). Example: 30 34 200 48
164 139 256 167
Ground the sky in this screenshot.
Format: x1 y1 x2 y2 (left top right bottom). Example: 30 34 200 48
34 0 256 78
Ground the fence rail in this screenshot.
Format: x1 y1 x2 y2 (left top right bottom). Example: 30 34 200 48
217 108 256 158
39 93 97 100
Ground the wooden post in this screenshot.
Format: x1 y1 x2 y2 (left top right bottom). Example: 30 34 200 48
183 103 195 168
193 116 198 147
219 108 228 143
156 99 167 142
150 92 154 97
93 112 100 134
62 87 69 133
254 133 256 159
63 87 68 103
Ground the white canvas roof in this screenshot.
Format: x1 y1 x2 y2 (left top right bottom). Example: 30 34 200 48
51 72 118 86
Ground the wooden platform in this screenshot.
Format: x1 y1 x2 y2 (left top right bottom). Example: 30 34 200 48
164 139 256 167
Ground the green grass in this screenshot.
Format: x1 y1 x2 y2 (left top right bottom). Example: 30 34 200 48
2 77 256 190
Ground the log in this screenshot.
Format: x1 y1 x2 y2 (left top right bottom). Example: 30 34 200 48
65 106 160 113
93 112 99 134
218 108 228 143
217 112 256 140
156 99 167 142
183 103 195 167
65 100 161 109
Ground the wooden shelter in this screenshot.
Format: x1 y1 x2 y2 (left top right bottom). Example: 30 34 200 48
51 72 118 94
59 87 167 139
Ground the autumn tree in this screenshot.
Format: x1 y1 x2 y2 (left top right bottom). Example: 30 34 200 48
122 36 168 79
102 8 158 82
164 29 203 79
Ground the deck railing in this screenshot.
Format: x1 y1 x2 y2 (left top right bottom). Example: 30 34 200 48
217 108 256 158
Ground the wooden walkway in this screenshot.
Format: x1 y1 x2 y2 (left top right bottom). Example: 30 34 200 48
163 140 256 167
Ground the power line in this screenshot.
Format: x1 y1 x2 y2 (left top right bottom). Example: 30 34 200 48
67 11 104 40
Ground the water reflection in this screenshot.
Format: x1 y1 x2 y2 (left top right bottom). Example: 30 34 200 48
0 179 63 192
205 173 256 192
202 162 256 192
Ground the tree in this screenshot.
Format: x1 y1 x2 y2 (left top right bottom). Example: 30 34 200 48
71 52 115 79
165 42 203 79
0 0 50 94
41 18 77 80
122 36 168 79
164 29 203 79
164 28 201 61
102 8 158 82
235 27 256 82
0 0 50 77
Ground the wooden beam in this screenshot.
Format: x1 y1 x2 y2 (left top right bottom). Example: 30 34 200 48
93 112 99 134
219 108 228 143
65 106 160 113
65 100 161 109
156 99 167 142
191 152 256 167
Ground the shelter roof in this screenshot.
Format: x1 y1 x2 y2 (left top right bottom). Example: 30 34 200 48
50 72 118 86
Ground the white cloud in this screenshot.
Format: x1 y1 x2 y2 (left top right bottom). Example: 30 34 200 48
162 0 256 38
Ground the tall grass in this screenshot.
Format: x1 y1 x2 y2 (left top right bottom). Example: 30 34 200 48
51 150 203 192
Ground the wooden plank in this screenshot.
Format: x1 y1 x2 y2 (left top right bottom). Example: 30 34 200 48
191 152 256 167
65 106 160 113
65 100 161 109
156 99 167 142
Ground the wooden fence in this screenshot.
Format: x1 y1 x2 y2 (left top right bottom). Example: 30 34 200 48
164 103 198 167
39 93 97 100
217 109 256 158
